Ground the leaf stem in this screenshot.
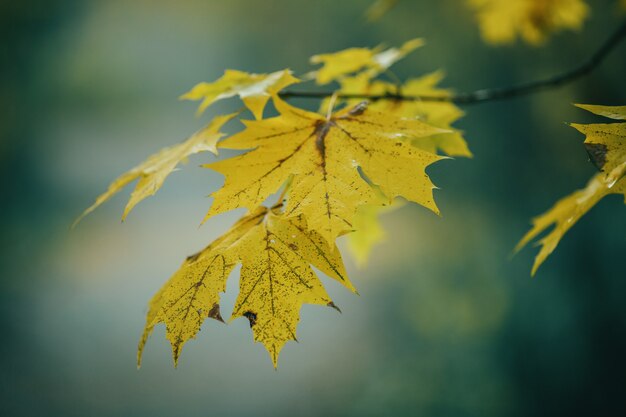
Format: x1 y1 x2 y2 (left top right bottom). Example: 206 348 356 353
279 19 626 106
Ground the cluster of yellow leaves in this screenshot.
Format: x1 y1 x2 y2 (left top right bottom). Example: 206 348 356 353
71 0 626 369
78 39 468 367
516 104 626 275
363 0 594 45
468 0 589 45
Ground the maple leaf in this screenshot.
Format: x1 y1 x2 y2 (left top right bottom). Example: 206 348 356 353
203 97 447 245
347 198 404 267
333 71 472 157
516 104 626 275
310 38 424 85
181 69 299 119
138 206 354 368
468 0 589 45
574 104 626 173
137 207 265 368
74 113 236 225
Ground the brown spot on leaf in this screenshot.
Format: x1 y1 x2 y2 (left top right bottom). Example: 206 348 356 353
288 243 298 251
208 303 224 323
585 143 608 171
243 311 257 327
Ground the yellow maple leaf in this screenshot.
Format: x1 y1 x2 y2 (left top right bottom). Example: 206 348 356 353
138 206 354 368
310 38 424 85
138 207 267 367
468 0 589 45
204 97 447 245
181 69 299 119
335 71 472 158
573 104 626 172
74 113 236 226
347 198 404 267
516 104 626 275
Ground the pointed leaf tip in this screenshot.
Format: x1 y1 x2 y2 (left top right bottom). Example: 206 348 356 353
76 113 237 223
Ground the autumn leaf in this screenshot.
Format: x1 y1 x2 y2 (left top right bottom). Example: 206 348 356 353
74 113 236 226
230 209 353 367
335 71 472 157
516 104 626 275
204 97 447 245
181 69 299 119
516 174 626 276
347 198 404 267
468 0 589 45
310 38 424 85
574 104 626 173
138 206 354 368
137 207 266 368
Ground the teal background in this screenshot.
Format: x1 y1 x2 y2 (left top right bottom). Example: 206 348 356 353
1 1 625 416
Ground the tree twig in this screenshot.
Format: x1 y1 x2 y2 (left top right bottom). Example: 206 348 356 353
279 19 626 105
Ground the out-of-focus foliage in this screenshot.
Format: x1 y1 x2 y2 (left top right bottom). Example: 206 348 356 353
468 0 589 45
516 104 626 275
347 198 403 267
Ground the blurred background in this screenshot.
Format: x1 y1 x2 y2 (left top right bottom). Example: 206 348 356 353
1 0 625 416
